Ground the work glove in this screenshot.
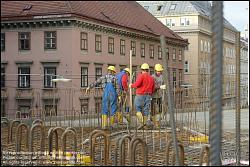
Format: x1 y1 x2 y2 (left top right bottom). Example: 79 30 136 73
85 87 90 93
160 85 166 90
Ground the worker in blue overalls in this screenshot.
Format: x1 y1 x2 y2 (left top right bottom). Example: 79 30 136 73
116 68 130 124
86 66 118 129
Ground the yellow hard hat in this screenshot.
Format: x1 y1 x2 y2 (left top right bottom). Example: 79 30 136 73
155 64 163 72
141 63 149 70
124 68 130 74
107 66 116 72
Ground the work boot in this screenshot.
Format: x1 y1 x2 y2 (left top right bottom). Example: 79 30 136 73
136 112 145 130
116 112 123 124
101 115 108 129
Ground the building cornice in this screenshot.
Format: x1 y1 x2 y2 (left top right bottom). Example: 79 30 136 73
1 16 187 47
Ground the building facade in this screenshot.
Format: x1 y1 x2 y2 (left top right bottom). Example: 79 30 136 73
240 38 248 108
139 1 239 109
1 1 187 118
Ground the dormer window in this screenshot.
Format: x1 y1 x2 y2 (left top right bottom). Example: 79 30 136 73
157 5 162 11
170 4 176 10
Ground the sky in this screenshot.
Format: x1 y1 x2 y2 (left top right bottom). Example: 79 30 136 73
223 1 249 32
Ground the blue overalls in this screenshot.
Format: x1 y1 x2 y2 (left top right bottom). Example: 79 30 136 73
102 79 117 116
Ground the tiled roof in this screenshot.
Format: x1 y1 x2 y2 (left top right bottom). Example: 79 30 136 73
1 1 185 41
138 1 238 32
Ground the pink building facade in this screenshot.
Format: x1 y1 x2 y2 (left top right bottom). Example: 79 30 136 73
1 1 187 118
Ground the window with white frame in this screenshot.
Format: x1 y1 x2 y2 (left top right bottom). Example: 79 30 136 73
180 18 190 26
184 61 189 73
44 67 56 88
44 31 56 49
166 19 175 27
18 67 30 88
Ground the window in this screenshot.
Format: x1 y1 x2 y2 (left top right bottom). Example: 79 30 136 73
131 41 136 56
44 31 56 49
184 88 189 97
1 33 5 52
144 6 149 11
184 61 189 73
81 67 88 88
95 97 102 114
120 39 125 55
95 67 102 81
172 48 176 60
158 46 162 59
108 37 114 54
166 19 175 27
166 48 169 60
149 44 154 58
173 69 177 88
19 32 30 50
179 70 182 86
157 5 162 11
19 105 30 118
141 43 145 58
180 18 190 26
150 67 154 75
178 49 182 61
170 4 176 10
80 99 89 114
204 41 207 52
1 67 5 87
80 32 88 50
95 35 102 52
132 66 137 82
44 67 56 88
18 67 30 88
200 40 203 52
207 42 210 53
45 104 57 116
1 101 5 117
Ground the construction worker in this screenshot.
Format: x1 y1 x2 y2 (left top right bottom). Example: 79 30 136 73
86 66 118 129
151 64 166 127
115 68 130 124
130 63 155 129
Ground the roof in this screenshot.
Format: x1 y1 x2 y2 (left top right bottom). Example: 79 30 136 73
1 1 185 42
138 1 238 32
